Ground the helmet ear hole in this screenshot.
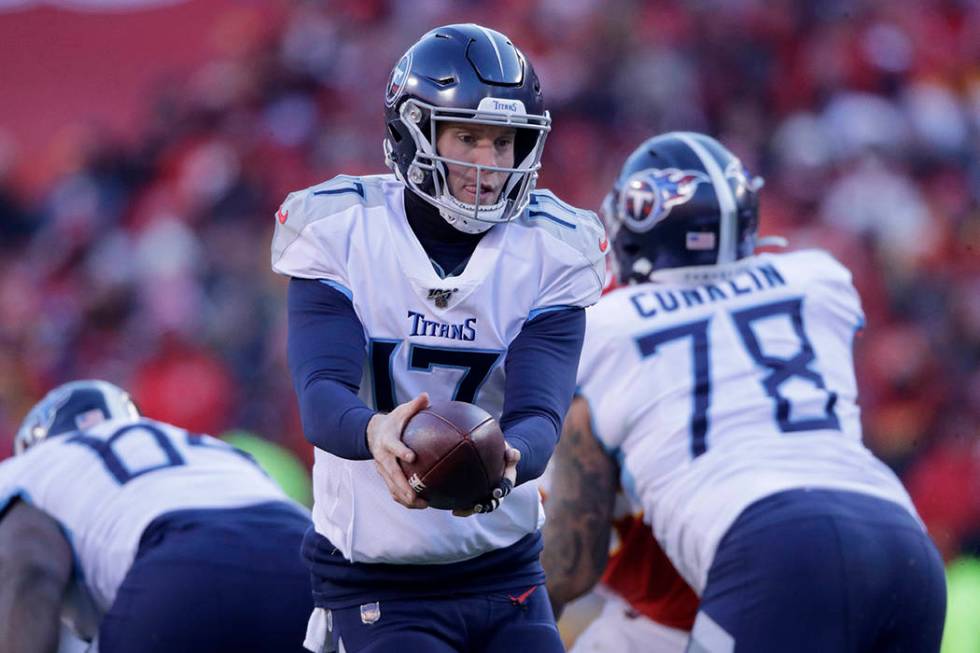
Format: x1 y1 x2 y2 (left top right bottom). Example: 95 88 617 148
513 130 538 167
387 123 403 144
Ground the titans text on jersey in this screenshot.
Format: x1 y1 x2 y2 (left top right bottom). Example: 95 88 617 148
407 311 477 341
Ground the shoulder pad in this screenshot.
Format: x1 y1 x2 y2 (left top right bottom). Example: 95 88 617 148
520 189 607 265
519 189 608 309
781 249 854 284
271 174 397 277
586 286 639 330
777 249 863 327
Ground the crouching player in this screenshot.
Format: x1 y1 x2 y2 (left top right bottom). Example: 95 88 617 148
0 380 314 653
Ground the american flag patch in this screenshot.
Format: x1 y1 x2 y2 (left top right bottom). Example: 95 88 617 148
686 232 716 250
74 408 107 430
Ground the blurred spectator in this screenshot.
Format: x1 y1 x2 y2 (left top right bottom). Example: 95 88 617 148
0 0 977 570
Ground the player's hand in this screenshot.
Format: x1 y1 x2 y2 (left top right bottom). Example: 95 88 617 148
367 393 430 509
453 444 520 517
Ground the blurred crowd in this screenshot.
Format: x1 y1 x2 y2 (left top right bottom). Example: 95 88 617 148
0 0 977 559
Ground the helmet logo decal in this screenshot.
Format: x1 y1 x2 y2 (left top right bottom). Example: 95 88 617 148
621 168 710 233
476 97 526 115
724 158 761 195
15 386 71 454
385 52 413 107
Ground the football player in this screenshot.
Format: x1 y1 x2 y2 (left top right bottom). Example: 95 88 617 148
542 266 697 653
543 132 947 652
546 505 697 652
272 23 605 653
0 380 314 652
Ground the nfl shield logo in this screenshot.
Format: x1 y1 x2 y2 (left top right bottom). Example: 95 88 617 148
427 288 457 309
385 53 412 107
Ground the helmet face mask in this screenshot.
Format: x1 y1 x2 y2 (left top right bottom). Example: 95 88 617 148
394 97 550 233
603 132 763 284
15 380 140 455
383 24 551 234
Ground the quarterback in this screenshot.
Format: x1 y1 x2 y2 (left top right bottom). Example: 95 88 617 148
272 24 605 653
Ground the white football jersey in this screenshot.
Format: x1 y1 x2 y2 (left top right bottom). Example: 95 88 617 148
0 417 298 636
272 174 605 564
577 250 917 593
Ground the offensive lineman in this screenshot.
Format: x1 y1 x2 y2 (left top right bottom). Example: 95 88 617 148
272 24 605 653
545 499 697 652
0 380 314 653
543 132 946 652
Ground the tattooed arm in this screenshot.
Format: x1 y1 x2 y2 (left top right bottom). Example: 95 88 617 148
541 396 618 619
0 501 72 653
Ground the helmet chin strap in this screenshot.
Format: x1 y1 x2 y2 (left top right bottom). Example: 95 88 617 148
438 191 507 234
439 208 494 234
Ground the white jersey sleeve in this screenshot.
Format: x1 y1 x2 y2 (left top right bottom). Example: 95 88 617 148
799 248 864 327
577 296 640 453
517 189 607 312
0 418 300 629
576 250 915 593
271 174 395 290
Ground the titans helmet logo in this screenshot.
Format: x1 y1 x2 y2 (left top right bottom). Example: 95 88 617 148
16 386 72 453
620 168 710 233
385 52 413 107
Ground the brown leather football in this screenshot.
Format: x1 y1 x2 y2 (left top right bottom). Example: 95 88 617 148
398 400 506 510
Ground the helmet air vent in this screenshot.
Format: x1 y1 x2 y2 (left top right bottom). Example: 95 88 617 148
426 76 457 88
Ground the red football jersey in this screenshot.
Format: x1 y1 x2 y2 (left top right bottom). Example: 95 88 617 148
601 514 699 631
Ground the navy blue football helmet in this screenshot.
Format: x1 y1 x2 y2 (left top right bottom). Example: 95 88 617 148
601 132 764 283
15 380 140 454
383 23 551 233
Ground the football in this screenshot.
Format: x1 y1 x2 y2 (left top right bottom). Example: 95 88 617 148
399 400 506 510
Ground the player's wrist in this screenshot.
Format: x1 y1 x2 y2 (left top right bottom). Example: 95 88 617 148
504 438 528 486
365 412 384 457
